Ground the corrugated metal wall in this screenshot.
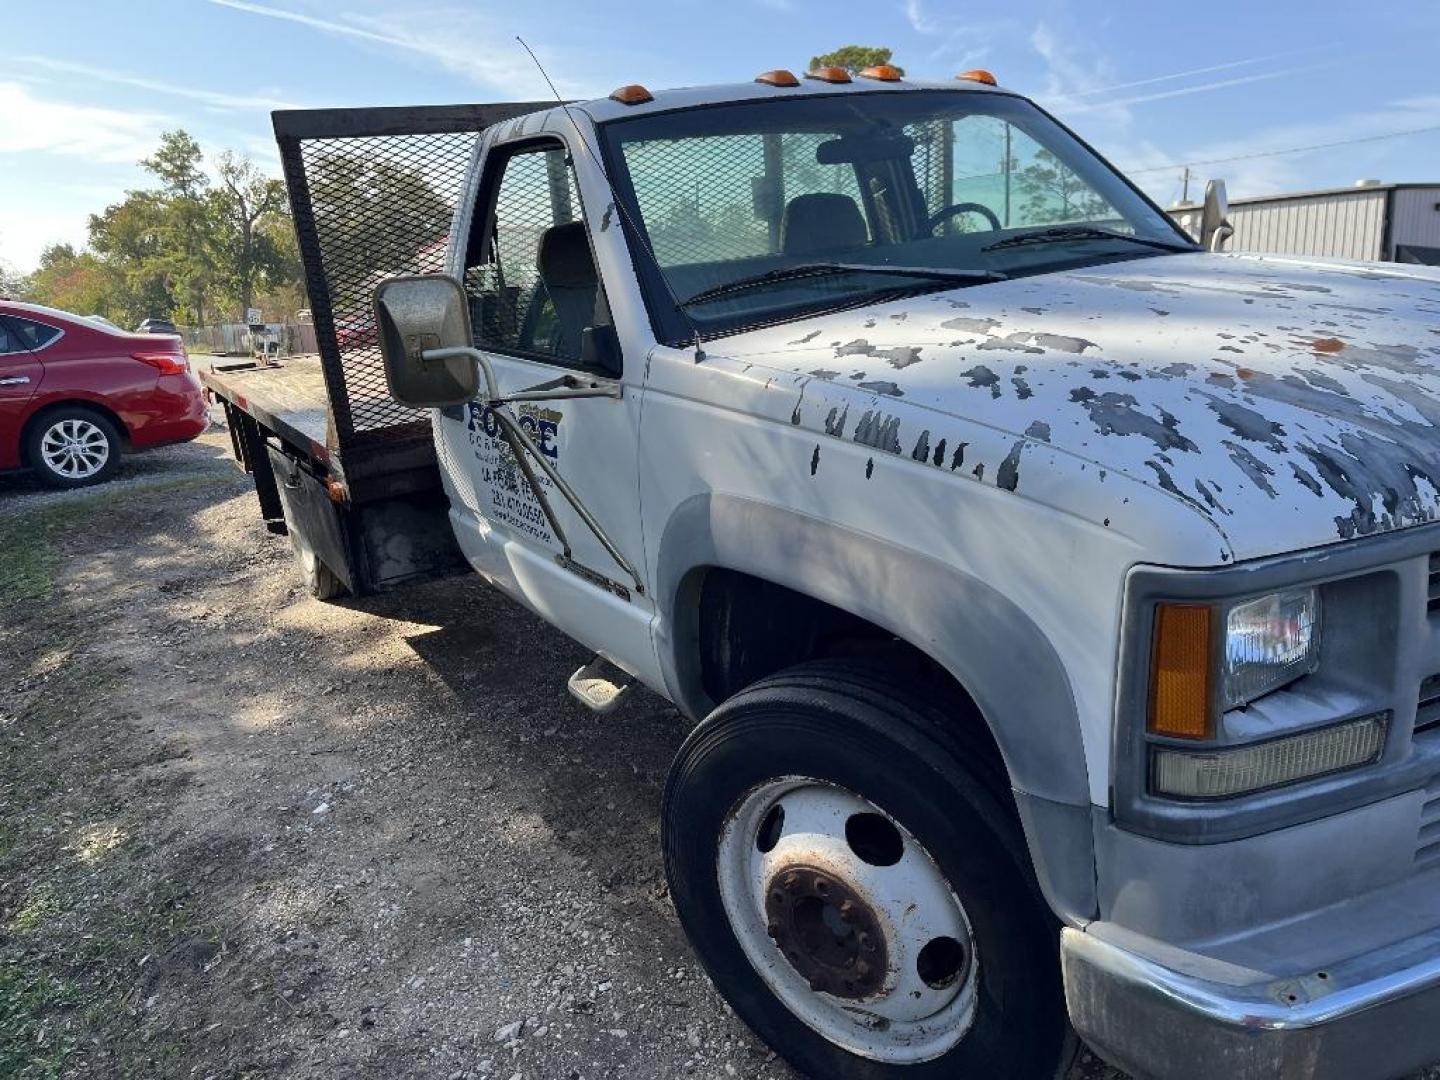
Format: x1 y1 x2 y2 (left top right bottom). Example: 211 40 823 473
1390 187 1440 254
1169 188 1388 260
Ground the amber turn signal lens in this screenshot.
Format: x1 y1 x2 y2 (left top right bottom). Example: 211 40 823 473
858 64 903 82
609 84 654 105
956 69 998 86
755 69 800 87
1149 604 1214 739
806 66 852 84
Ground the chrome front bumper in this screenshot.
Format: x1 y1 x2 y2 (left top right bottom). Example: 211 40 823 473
1062 924 1440 1080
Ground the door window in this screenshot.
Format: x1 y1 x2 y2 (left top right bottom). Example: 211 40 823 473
0 319 23 355
7 316 63 351
464 142 605 369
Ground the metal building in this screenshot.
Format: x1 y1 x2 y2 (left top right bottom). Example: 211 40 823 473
1169 182 1440 265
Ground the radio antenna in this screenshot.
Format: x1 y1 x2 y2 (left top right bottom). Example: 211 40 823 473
516 36 706 362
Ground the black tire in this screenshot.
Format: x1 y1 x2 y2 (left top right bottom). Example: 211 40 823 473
24 406 122 489
663 660 1070 1080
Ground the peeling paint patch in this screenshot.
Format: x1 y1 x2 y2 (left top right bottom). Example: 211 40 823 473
911 429 931 462
808 368 840 380
858 380 904 397
824 404 849 437
790 329 822 345
1205 398 1287 452
853 410 902 453
949 442 968 471
865 457 874 479
1025 420 1052 442
1012 375 1033 400
942 315 1000 334
933 437 947 467
810 445 821 476
1291 463 1323 497
997 440 1026 492
960 365 1002 399
1224 441 1279 497
1069 388 1198 453
600 202 616 231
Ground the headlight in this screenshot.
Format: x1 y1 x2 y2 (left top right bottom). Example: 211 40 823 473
1221 588 1321 710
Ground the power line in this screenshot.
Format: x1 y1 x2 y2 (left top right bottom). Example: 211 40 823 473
1123 122 1440 175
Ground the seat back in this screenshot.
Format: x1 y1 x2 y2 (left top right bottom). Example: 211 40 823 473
780 193 868 256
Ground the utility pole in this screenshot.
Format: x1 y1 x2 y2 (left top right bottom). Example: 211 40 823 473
1181 166 1191 204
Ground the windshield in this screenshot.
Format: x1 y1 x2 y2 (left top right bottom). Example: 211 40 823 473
598 89 1193 344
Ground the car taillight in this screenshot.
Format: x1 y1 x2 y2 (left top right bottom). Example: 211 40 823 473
132 350 189 375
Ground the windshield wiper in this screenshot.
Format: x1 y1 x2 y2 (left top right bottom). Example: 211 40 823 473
981 226 1196 254
677 262 1007 310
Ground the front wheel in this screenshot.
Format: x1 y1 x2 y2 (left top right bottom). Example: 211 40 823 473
663 661 1070 1079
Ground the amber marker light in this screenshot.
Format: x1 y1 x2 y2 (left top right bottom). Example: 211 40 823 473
755 69 801 87
956 69 998 86
1149 604 1215 739
806 66 853 84
609 84 654 105
858 64 903 82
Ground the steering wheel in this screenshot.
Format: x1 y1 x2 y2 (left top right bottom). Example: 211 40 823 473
928 202 1002 234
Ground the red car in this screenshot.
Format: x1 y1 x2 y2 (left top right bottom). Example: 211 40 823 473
0 301 209 488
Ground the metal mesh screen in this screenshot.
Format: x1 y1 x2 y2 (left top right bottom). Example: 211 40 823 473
296 132 477 438
275 104 551 447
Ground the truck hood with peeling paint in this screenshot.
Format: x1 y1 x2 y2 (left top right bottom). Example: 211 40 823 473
714 252 1440 563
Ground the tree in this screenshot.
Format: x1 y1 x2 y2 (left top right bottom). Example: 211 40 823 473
1013 149 1110 225
0 254 26 298
26 244 124 317
210 152 291 317
139 130 218 326
808 45 903 76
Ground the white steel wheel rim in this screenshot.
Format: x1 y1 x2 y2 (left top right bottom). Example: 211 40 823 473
717 777 978 1064
40 418 110 479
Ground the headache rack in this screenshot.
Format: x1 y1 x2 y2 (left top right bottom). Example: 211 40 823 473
202 102 549 596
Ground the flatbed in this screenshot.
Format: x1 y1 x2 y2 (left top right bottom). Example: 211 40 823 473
201 354 463 598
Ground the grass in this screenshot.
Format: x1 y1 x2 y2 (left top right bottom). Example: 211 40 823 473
0 475 222 606
0 469 230 1078
0 961 80 1080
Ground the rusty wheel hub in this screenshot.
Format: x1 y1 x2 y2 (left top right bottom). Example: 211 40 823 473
764 864 887 998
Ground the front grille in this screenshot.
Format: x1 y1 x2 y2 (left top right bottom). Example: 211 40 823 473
1417 675 1440 733
1417 777 1440 869
1427 552 1440 615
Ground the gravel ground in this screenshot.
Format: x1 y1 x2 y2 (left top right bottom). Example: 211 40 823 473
1 436 1433 1080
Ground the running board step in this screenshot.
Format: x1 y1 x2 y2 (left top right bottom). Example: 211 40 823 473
567 655 634 714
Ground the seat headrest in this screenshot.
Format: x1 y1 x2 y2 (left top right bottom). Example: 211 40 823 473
537 221 597 289
780 193 868 255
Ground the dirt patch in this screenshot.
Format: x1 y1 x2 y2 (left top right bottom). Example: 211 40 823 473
2 438 1431 1079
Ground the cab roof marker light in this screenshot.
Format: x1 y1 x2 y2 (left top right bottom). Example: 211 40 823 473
858 65 903 82
608 84 654 105
806 66 852 84
755 70 801 87
956 69 998 86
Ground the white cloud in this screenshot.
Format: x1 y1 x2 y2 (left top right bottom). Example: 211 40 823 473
202 0 606 99
12 56 305 112
901 2 1012 74
0 81 163 164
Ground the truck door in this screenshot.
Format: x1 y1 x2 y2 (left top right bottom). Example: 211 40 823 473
435 127 656 676
0 316 44 469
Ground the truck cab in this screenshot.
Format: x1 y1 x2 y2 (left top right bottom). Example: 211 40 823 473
215 68 1440 1079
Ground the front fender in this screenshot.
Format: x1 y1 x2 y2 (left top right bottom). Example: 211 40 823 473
654 491 1098 921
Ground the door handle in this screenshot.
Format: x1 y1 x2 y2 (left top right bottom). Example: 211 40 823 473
0 376 31 386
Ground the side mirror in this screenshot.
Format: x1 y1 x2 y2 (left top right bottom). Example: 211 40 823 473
1199 179 1234 253
373 274 480 407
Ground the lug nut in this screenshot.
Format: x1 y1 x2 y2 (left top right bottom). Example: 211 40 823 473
838 900 856 923
782 873 801 892
814 877 829 894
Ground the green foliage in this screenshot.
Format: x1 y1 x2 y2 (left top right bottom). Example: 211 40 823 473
809 45 903 76
1013 148 1110 225
25 130 304 328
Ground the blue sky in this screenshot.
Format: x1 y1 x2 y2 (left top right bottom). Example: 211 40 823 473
3 0 1439 272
